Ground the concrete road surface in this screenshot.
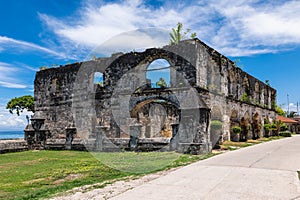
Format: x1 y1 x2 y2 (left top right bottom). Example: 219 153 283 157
112 135 300 200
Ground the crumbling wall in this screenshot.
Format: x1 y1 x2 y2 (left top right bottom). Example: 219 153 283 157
34 63 80 138
33 38 276 153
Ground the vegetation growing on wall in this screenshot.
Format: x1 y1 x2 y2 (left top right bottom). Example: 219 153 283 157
240 93 251 103
275 105 285 116
169 22 197 45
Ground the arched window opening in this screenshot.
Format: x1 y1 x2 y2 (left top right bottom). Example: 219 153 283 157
94 72 104 87
146 59 170 88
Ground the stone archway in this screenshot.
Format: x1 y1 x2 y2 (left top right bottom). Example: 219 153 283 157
130 100 180 139
129 86 182 143
240 111 250 141
252 112 261 139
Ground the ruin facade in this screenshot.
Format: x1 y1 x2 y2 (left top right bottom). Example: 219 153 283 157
29 39 277 154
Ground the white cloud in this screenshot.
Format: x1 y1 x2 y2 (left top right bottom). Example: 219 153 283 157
0 35 68 59
0 104 33 131
14 62 39 72
38 0 300 57
208 0 300 55
0 81 27 89
85 28 170 58
0 62 28 89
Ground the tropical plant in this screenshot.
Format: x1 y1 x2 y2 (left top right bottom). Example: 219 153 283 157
264 123 270 132
263 123 271 137
287 111 297 118
275 105 285 116
232 126 242 134
156 77 167 88
169 22 197 45
280 123 288 131
240 92 251 103
6 95 34 116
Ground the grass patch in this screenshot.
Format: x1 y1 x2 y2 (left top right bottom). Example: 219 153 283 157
0 136 287 199
0 150 214 200
220 136 284 151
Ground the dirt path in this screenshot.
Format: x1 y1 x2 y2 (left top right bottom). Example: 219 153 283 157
49 167 179 200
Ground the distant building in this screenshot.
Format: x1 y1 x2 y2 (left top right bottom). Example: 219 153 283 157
277 115 299 133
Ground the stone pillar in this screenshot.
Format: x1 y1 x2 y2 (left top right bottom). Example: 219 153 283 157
260 89 264 106
65 127 76 150
95 126 109 151
177 108 210 155
268 89 272 109
129 124 142 150
30 116 47 149
170 123 179 150
24 126 35 148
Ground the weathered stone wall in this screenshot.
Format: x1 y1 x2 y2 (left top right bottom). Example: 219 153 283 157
32 38 277 153
0 140 28 154
34 63 79 138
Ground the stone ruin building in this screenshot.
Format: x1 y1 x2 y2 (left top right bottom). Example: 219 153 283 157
25 38 277 154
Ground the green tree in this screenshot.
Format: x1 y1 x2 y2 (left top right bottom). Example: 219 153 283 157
6 95 34 116
275 105 285 116
156 78 167 88
169 22 197 45
287 111 297 118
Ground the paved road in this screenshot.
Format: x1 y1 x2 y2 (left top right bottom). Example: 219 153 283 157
112 135 300 200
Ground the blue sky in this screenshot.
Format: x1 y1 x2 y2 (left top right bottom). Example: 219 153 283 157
1 0 300 130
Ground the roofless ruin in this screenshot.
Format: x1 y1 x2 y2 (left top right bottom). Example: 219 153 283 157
25 38 277 154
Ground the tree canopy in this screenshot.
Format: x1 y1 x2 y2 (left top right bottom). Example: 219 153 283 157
6 95 34 116
156 77 167 88
275 105 285 116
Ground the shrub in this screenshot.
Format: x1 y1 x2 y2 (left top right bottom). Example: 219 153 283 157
280 124 288 131
264 124 270 132
279 131 292 137
240 93 251 103
232 126 241 134
271 123 277 130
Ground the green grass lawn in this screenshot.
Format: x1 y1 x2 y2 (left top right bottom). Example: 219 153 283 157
0 136 288 200
0 150 213 200
220 136 284 151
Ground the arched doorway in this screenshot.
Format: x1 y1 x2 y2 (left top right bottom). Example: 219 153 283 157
240 111 250 141
252 112 261 139
131 100 180 139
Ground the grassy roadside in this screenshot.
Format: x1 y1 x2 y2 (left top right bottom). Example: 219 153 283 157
0 136 287 200
220 136 284 151
0 150 215 200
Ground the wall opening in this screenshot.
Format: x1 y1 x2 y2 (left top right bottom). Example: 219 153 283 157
131 99 179 139
94 72 104 87
146 59 170 88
